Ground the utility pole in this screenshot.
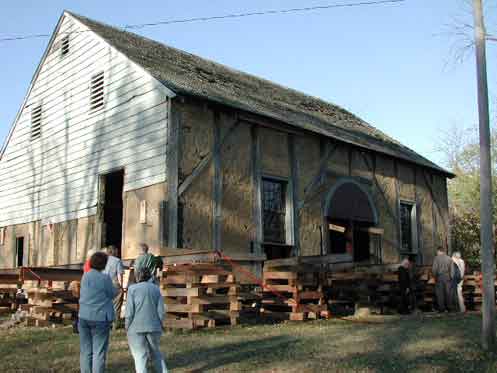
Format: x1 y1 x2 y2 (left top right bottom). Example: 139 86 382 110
473 0 496 351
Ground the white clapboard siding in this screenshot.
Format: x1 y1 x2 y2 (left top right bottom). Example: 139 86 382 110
0 109 166 192
1 93 166 169
9 61 143 146
0 106 167 182
0 14 172 228
0 142 166 197
0 138 166 196
0 152 166 208
5 73 161 153
11 57 147 141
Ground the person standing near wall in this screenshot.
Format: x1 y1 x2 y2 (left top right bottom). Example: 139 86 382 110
134 243 163 283
125 268 168 373
432 247 454 312
79 252 118 373
103 245 125 326
451 251 466 313
398 258 412 314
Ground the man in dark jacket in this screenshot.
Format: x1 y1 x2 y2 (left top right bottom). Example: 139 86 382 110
432 247 453 312
398 258 412 314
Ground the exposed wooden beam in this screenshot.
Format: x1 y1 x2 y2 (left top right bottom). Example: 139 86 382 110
212 111 222 251
298 140 338 210
394 160 401 251
166 99 180 248
361 153 397 224
239 113 302 135
178 120 240 197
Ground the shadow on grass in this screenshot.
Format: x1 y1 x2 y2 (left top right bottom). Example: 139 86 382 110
167 335 299 371
319 316 496 373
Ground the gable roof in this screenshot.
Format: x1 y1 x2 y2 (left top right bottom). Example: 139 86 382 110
52 12 456 176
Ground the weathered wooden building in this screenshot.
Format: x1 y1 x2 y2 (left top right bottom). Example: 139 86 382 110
0 12 453 270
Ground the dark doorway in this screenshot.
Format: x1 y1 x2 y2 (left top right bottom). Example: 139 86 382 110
102 170 124 257
16 237 24 267
325 182 377 262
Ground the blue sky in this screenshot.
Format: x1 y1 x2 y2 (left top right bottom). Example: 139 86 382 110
1 0 496 166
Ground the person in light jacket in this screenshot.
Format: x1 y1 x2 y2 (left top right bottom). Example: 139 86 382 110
451 251 466 312
79 251 118 373
125 268 167 373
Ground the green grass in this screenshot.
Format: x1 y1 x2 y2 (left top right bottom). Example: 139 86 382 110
1 314 497 372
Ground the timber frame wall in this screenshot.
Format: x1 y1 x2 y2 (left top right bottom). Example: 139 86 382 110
164 96 450 269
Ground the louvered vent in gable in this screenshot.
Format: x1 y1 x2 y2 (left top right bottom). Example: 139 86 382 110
89 71 105 112
61 35 70 57
31 105 42 140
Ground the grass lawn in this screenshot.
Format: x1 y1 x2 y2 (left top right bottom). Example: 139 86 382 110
1 313 497 372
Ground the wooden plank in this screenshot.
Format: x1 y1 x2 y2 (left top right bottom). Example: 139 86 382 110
166 98 180 249
166 303 202 313
190 295 238 305
163 287 200 297
212 111 222 251
262 285 297 293
263 271 298 280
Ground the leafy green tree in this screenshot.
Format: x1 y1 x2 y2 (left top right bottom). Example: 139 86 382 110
437 123 497 269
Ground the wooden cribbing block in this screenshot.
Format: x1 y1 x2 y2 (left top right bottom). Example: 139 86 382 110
163 288 200 297
263 272 298 280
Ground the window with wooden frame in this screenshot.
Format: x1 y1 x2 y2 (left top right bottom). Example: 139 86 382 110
60 35 70 57
30 104 42 140
262 178 287 244
400 201 417 252
89 71 105 112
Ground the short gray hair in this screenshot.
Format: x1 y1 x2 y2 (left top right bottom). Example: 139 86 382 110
106 245 117 256
139 243 149 254
452 251 462 259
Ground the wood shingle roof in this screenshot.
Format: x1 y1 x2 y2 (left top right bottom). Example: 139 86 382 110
70 12 452 177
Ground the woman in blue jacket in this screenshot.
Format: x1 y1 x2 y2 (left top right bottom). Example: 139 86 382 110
79 251 117 373
125 268 167 373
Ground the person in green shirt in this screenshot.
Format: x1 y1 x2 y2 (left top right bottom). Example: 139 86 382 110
133 243 163 284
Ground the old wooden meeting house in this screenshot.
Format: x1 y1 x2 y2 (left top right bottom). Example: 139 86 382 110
0 11 453 272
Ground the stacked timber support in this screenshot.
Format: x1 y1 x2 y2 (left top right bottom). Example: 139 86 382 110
162 263 241 329
0 287 18 315
261 259 329 321
22 280 79 327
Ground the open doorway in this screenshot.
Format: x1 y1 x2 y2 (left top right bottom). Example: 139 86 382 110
325 181 378 262
101 170 124 257
16 237 24 267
